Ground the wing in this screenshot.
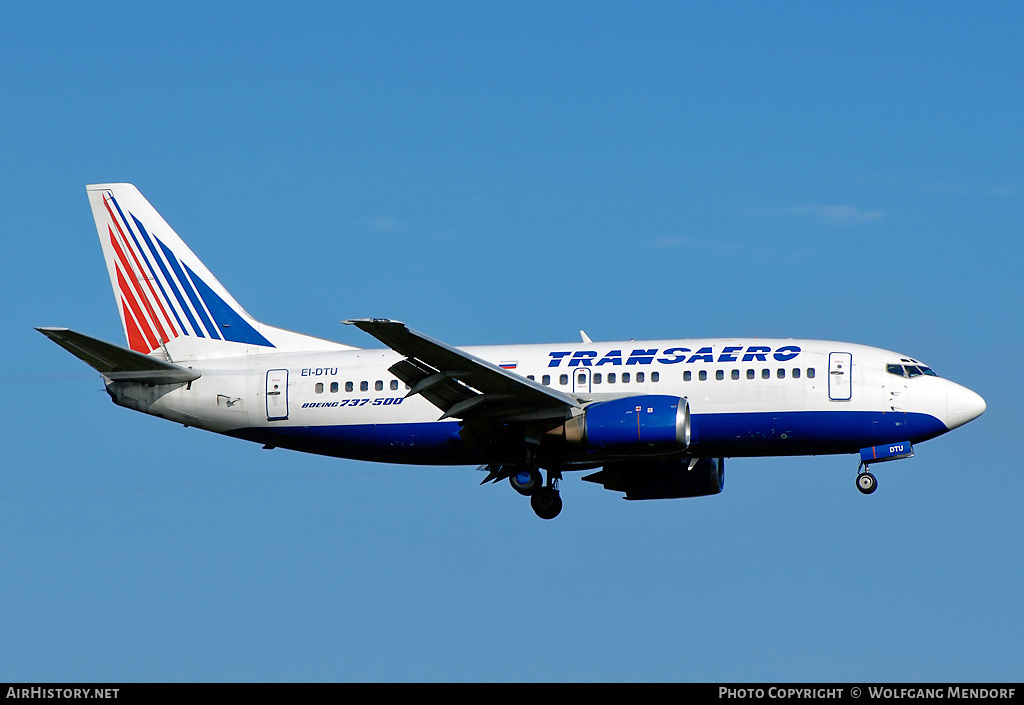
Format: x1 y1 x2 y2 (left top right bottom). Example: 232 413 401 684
37 327 201 384
343 319 581 422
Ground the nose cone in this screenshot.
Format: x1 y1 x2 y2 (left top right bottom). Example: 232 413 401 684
946 381 986 430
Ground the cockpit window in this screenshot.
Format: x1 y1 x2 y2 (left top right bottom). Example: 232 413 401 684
887 362 940 378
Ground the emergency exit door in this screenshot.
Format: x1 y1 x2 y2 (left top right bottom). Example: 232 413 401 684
573 368 591 394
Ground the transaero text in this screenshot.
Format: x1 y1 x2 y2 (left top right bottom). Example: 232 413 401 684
547 345 801 367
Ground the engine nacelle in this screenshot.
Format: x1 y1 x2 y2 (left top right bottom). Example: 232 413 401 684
582 457 725 500
564 395 690 455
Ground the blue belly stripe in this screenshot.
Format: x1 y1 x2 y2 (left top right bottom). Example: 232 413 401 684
226 410 948 465
228 421 471 465
686 410 947 457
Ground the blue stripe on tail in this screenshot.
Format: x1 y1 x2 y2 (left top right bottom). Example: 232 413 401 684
184 262 273 346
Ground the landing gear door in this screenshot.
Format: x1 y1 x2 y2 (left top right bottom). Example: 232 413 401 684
266 369 289 420
829 352 852 401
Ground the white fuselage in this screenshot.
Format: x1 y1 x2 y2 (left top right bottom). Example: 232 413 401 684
107 337 984 469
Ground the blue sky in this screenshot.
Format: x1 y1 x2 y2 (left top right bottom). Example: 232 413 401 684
2 2 1021 682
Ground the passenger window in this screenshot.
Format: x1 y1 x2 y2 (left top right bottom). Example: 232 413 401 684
594 373 602 384
330 382 339 393
777 369 785 379
699 370 707 381
390 380 399 390
607 373 616 384
747 369 755 380
807 368 815 379
637 372 645 383
527 375 535 381
360 381 369 392
559 374 569 386
716 370 724 381
315 382 324 394
683 371 691 382
375 380 383 391
622 372 631 383
577 373 587 385
793 368 801 379
651 371 659 383
731 370 739 380
345 381 354 392
542 374 551 386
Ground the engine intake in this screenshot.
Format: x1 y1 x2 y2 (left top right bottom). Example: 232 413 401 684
564 395 690 455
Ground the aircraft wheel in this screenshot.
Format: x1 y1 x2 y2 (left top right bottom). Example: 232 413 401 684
530 488 562 520
509 467 542 496
857 472 878 495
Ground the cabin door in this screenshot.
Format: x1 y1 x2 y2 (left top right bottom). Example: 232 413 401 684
828 353 852 401
266 369 289 420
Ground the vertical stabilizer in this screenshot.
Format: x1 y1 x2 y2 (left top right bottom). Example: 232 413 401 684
86 183 349 359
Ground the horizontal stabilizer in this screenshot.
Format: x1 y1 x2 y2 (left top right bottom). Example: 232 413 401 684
36 327 201 384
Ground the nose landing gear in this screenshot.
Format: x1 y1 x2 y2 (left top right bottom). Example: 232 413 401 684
855 441 914 496
856 467 878 495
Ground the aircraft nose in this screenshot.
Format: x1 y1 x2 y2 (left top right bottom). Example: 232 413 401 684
946 381 986 430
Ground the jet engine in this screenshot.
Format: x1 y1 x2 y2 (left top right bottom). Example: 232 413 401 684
563 395 690 455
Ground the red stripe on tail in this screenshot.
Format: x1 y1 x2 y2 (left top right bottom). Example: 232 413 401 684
121 300 149 354
115 250 159 353
103 197 176 344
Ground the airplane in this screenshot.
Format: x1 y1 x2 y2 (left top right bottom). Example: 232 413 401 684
38 183 987 519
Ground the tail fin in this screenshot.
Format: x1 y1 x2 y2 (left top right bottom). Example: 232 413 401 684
87 183 349 359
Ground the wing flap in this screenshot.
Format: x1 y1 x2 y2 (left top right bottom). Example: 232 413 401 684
387 357 474 411
345 319 580 420
37 327 201 384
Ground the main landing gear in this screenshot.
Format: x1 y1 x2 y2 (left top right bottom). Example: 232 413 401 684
529 482 562 520
481 465 563 519
514 466 562 519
